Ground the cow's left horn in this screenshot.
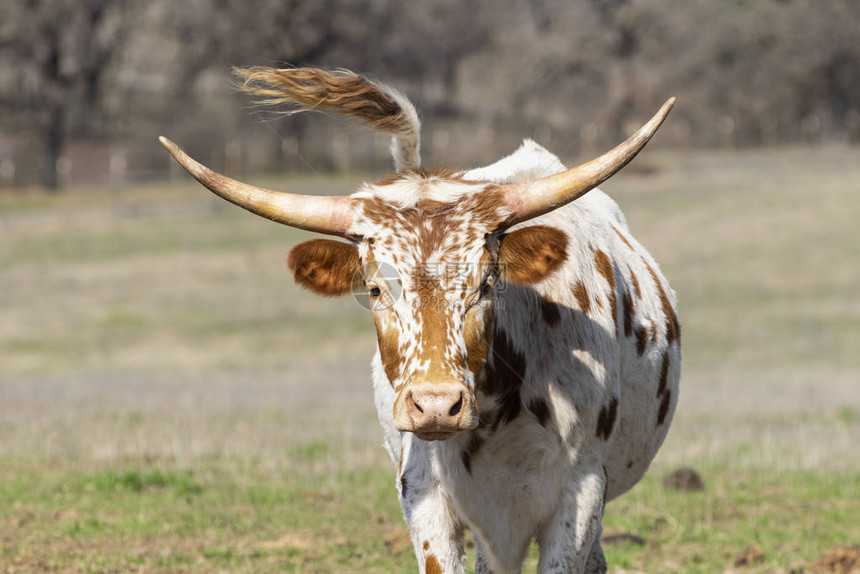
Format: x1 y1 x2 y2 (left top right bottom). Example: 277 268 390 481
499 97 675 226
159 137 354 237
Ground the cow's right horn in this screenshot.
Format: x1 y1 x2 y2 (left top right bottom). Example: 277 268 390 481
159 137 355 237
498 97 675 227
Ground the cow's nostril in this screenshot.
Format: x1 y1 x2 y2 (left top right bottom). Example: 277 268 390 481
407 393 423 414
448 393 463 417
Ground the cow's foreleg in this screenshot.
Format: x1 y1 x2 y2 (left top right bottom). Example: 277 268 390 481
399 438 466 574
536 463 607 574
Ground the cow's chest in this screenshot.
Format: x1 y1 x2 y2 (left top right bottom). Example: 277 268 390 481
433 415 572 536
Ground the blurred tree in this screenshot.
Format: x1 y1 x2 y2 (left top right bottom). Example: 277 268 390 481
0 0 139 190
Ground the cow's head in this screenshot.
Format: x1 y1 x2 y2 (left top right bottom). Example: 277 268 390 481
160 70 673 441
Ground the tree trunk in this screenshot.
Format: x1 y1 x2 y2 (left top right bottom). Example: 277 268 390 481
43 106 64 192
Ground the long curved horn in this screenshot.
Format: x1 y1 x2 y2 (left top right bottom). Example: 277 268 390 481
159 137 354 237
500 97 675 226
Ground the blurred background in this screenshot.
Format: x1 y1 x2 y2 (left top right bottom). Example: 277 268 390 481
1 1 858 572
1 0 860 189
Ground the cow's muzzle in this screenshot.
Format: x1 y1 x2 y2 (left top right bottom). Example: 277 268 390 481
393 382 479 440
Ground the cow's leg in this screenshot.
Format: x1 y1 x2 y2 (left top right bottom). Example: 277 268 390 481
473 530 497 574
584 539 607 574
399 438 466 574
536 463 607 574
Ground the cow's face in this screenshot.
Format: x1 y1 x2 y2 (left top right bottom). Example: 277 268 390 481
159 85 672 440
287 172 568 440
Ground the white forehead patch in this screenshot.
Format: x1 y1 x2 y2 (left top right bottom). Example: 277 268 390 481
354 173 485 208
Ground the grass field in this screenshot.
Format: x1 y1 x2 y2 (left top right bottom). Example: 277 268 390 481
1 146 859 572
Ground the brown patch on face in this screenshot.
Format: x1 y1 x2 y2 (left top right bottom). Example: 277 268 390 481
423 541 430 551
595 396 619 440
461 432 484 474
287 239 363 296
425 554 443 574
464 264 494 376
572 280 591 315
482 330 527 429
657 389 672 426
540 297 561 327
499 226 569 284
611 224 636 251
643 259 681 345
528 397 551 426
374 316 402 385
593 247 618 335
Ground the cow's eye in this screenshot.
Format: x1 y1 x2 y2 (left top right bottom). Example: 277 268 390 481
369 286 382 298
479 281 492 298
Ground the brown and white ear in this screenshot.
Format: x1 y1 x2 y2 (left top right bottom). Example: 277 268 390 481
287 239 363 296
498 226 569 284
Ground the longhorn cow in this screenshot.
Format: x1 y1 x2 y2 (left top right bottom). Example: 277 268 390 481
160 67 680 574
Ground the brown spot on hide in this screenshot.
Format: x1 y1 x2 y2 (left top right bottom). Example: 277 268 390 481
628 266 642 299
657 351 670 397
593 247 618 335
423 541 430 551
461 432 484 474
634 324 653 356
595 397 618 440
644 259 681 345
287 239 362 297
483 330 526 428
621 278 634 338
425 554 443 574
499 226 568 284
424 554 442 574
611 224 636 251
657 389 672 426
592 247 616 290
572 280 591 315
540 298 561 327
528 397 551 426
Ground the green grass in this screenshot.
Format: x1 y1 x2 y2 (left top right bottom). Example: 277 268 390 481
2 455 856 573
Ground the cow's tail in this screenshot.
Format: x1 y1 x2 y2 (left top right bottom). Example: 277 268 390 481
235 66 421 172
